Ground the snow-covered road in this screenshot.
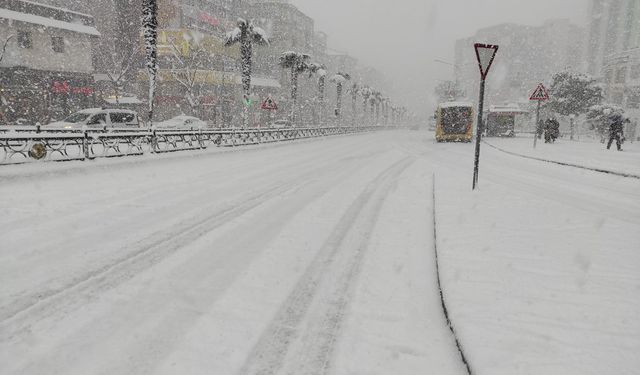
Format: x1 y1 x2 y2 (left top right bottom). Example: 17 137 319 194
1 131 638 374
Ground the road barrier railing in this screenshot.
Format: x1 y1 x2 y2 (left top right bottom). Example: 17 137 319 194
0 125 382 165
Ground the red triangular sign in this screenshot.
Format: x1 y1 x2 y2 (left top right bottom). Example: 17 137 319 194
529 84 549 101
474 43 499 79
261 97 278 110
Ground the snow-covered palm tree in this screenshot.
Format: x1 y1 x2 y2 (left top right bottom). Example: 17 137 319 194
225 18 269 128
371 91 383 125
279 51 310 125
142 0 158 125
348 82 359 127
330 72 351 125
359 86 373 126
308 63 327 126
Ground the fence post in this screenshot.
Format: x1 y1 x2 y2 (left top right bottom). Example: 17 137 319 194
83 130 89 160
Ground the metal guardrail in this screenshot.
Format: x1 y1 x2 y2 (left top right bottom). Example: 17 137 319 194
0 126 381 165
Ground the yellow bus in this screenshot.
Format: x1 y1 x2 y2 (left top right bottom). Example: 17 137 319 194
435 102 474 142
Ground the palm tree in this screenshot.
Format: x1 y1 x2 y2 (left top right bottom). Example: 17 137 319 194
359 86 372 126
308 63 327 127
348 82 358 127
142 0 158 125
372 91 383 125
330 72 351 126
279 51 310 125
225 18 269 128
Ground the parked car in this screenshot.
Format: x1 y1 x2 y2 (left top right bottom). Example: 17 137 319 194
270 119 291 129
155 115 208 130
46 108 144 129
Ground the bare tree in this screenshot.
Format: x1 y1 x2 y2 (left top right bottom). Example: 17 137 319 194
168 43 209 116
106 44 140 104
225 18 269 128
0 35 13 64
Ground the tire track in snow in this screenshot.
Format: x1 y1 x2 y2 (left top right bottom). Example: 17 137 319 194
238 156 415 375
0 181 307 335
0 138 396 332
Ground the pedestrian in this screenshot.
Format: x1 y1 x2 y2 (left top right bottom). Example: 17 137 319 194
544 116 559 143
606 113 624 151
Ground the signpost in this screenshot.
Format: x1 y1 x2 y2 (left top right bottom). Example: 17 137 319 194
472 43 499 190
529 83 549 148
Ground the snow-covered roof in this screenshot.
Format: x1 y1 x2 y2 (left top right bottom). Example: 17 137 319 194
439 101 474 109
250 76 281 88
20 0 93 18
489 105 528 114
0 8 101 36
104 97 144 105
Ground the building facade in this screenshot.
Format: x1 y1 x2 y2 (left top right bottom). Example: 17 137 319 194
587 0 640 123
0 0 99 123
454 19 585 107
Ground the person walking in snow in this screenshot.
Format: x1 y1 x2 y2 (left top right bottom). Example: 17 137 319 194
606 113 625 151
544 117 559 143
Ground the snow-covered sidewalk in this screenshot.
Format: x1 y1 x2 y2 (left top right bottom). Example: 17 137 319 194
484 135 640 176
433 139 640 375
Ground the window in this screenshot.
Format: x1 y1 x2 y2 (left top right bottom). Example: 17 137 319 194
51 37 64 53
628 91 640 109
17 31 32 49
87 113 107 125
604 69 614 84
109 112 136 125
630 64 640 80
615 67 627 84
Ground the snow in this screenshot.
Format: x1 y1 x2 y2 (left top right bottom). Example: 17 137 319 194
440 101 474 109
225 27 242 45
433 137 640 375
252 26 269 44
484 135 640 177
0 131 638 374
0 8 101 36
19 0 93 18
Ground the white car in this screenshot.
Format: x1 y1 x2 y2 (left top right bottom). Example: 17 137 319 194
155 116 208 130
47 108 144 129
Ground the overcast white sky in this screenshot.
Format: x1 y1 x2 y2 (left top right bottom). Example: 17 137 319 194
289 0 588 115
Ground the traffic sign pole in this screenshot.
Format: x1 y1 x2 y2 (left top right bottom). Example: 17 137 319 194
472 77 486 190
533 100 541 148
472 43 498 191
529 83 549 149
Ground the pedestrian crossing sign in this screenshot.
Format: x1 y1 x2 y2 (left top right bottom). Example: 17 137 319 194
530 83 549 101
261 97 278 110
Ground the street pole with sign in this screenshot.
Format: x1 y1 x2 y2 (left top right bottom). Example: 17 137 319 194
529 83 549 148
472 43 498 190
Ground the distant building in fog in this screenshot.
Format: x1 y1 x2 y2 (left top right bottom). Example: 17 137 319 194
587 0 640 116
454 19 585 106
0 0 99 123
